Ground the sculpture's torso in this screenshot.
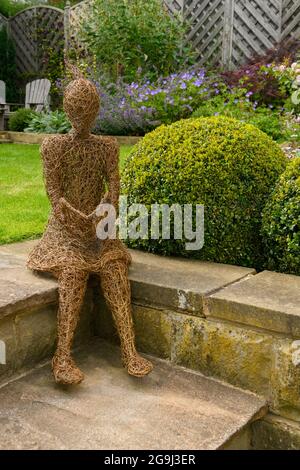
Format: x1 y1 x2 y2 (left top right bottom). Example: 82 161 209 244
27 132 127 275
49 133 114 214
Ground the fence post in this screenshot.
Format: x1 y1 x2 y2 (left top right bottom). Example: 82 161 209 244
222 0 234 69
64 0 71 58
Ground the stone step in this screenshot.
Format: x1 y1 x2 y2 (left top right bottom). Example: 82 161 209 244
0 339 266 450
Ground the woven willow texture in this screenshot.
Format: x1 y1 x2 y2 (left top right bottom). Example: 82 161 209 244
27 67 153 384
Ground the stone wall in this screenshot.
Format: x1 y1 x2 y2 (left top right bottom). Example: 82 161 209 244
92 252 300 449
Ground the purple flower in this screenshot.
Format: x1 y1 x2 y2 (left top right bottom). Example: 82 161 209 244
194 79 203 87
180 82 187 90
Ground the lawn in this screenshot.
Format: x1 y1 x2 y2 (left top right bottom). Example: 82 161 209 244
0 143 133 245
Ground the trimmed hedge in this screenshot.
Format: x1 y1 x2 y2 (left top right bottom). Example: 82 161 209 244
262 157 300 275
122 116 287 268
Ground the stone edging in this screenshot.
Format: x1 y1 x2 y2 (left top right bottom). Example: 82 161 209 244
2 131 142 146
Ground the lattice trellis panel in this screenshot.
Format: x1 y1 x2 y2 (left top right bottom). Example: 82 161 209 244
0 13 8 32
231 0 282 67
9 6 64 75
68 0 94 54
184 0 225 64
164 0 184 15
282 0 300 40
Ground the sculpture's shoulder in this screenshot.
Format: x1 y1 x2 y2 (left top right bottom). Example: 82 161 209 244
41 134 71 156
90 134 119 153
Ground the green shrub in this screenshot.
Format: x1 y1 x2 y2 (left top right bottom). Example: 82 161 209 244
262 157 300 275
122 117 287 268
25 110 71 134
192 95 285 141
81 0 194 82
8 108 36 132
0 0 27 17
249 108 284 141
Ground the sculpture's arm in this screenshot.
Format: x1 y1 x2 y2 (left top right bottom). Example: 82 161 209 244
106 141 120 212
41 139 63 211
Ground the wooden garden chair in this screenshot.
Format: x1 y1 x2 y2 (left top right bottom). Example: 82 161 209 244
0 78 51 130
25 78 51 112
0 80 8 131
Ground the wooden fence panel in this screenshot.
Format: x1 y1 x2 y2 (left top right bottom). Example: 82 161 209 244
184 0 225 64
282 0 300 40
9 6 64 75
230 0 282 68
68 0 94 52
0 13 8 31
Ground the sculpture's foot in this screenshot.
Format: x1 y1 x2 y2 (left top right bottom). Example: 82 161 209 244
52 353 84 385
123 353 153 378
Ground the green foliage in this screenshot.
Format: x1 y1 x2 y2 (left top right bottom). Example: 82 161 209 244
25 110 71 134
81 0 194 82
249 108 284 141
8 108 36 132
122 117 287 268
0 0 27 17
0 26 16 102
0 1 80 17
262 157 300 275
192 92 286 141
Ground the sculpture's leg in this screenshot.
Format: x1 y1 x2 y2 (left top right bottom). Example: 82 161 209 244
52 269 89 385
99 259 153 377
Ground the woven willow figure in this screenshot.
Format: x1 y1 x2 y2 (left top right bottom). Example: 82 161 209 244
27 68 153 385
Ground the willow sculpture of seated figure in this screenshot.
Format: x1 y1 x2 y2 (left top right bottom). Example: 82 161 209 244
27 68 153 385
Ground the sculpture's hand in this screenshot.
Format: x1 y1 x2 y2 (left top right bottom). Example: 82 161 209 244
87 192 111 225
55 197 95 239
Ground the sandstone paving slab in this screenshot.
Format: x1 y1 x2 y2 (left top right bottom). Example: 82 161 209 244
0 251 57 319
206 271 300 336
0 339 266 450
0 240 39 259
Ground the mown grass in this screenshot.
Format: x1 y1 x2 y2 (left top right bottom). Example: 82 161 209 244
0 143 133 245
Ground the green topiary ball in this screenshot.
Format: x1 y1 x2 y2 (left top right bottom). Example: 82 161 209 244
262 157 300 275
122 117 287 268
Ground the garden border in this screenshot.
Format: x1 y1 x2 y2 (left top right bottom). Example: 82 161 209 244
1 131 141 146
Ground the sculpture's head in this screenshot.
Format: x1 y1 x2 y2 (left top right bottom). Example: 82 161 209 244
63 70 100 136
